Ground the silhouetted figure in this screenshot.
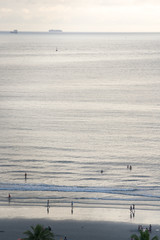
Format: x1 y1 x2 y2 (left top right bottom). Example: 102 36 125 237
48 226 51 231
101 170 103 174
8 193 11 203
71 201 73 214
64 237 67 240
71 208 73 214
47 199 50 214
25 172 27 181
130 204 135 219
47 207 50 214
138 225 143 231
149 224 152 232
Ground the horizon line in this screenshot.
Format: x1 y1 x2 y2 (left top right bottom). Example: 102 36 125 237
0 30 160 34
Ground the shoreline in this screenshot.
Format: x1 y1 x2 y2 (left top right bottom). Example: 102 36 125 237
0 204 160 224
1 197 160 239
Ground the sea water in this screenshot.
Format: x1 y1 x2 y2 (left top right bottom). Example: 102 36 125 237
0 32 160 211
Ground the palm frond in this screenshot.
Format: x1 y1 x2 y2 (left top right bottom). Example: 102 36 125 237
131 234 140 240
23 224 55 240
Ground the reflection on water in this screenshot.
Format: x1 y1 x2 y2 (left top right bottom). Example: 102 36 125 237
0 33 160 222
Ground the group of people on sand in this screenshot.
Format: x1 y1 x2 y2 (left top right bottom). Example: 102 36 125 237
138 224 152 232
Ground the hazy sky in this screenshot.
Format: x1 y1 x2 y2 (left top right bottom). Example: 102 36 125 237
0 0 160 32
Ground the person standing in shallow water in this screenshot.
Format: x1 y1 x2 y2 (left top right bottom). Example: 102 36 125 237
8 193 11 202
25 172 27 181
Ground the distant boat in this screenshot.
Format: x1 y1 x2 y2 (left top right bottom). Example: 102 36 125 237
49 29 63 33
10 29 18 34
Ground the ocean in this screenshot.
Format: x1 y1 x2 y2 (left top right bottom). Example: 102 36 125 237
0 32 160 213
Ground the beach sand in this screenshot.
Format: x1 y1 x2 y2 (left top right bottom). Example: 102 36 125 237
0 205 160 240
0 218 160 240
0 218 144 240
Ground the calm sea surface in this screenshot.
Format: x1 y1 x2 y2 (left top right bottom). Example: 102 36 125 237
0 32 160 210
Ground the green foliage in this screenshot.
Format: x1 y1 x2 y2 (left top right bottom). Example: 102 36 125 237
131 229 158 240
23 224 55 240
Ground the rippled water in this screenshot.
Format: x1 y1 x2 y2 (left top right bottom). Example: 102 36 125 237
0 32 160 209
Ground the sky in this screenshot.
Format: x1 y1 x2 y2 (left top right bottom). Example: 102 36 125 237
0 0 160 32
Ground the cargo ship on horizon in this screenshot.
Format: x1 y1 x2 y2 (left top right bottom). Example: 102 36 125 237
10 29 18 34
49 29 63 33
